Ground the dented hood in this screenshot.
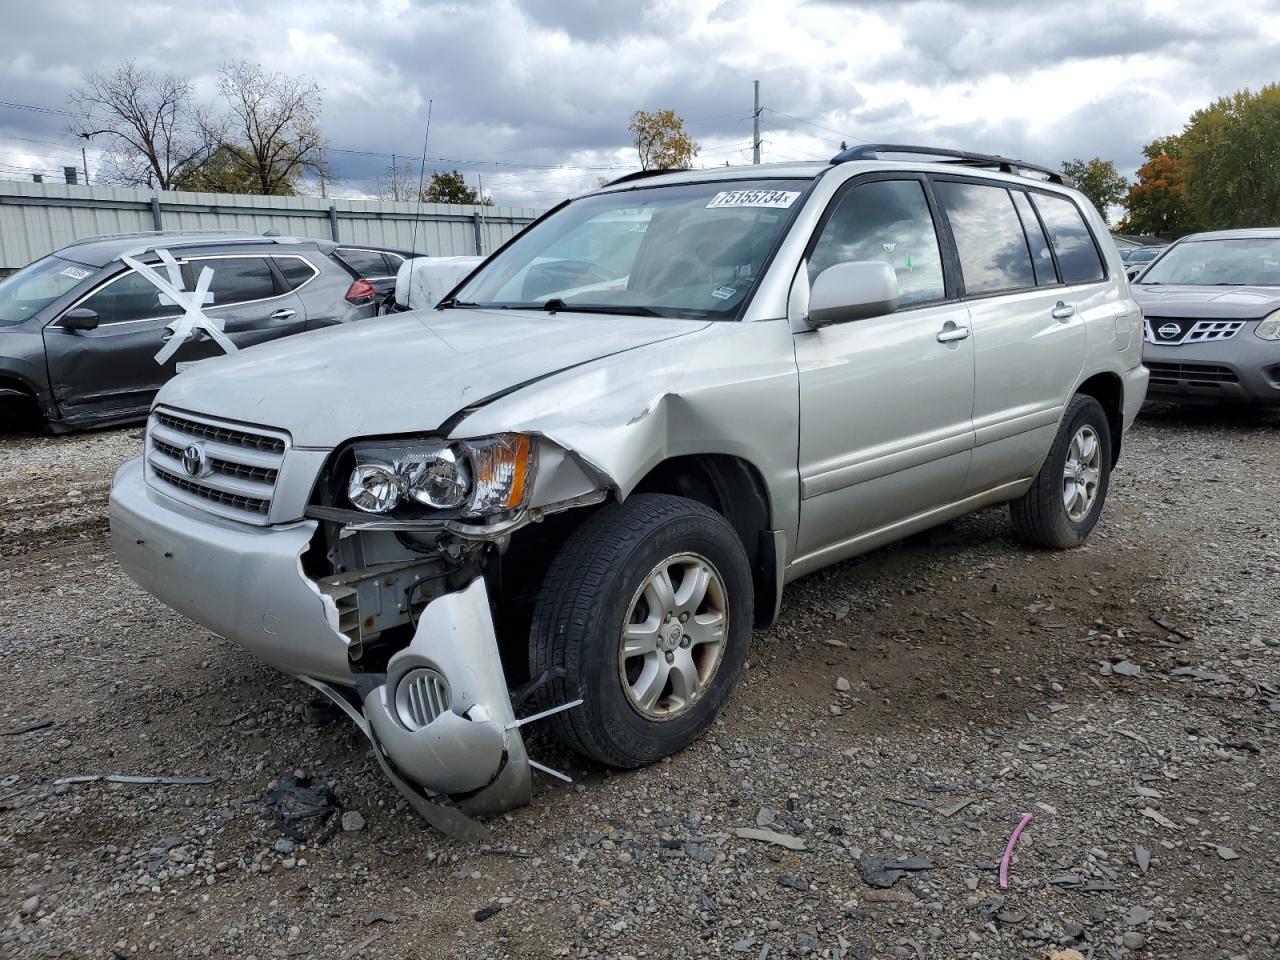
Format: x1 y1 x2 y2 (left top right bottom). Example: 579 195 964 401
154 308 709 448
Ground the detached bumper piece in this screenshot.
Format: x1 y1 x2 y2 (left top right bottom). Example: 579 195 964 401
303 578 533 840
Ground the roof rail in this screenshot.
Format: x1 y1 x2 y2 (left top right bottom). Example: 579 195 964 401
830 144 1071 186
61 229 261 249
602 168 683 188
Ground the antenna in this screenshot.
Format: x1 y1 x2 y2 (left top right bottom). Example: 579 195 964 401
409 99 434 260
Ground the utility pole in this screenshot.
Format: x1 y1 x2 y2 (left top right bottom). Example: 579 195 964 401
81 146 89 185
752 80 762 164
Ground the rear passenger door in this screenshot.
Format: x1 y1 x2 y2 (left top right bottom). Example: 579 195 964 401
930 178 1090 497
177 255 309 358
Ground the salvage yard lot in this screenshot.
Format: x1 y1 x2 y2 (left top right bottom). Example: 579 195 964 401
1 407 1278 959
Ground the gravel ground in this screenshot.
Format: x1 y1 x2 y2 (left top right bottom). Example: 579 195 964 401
1 405 1277 960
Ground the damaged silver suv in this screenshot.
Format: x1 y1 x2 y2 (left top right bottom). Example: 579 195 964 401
110 145 1148 835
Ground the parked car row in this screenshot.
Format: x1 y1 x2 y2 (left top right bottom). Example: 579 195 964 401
0 232 410 431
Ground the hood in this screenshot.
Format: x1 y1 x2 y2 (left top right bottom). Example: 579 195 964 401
155 308 709 448
1132 284 1280 319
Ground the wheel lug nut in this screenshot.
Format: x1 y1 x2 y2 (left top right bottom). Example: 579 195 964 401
680 637 690 648
679 612 690 623
665 612 673 621
665 651 675 664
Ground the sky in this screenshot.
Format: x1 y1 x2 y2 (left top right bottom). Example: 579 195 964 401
1 0 1279 208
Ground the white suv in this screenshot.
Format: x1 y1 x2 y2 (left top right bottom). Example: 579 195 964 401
110 144 1148 835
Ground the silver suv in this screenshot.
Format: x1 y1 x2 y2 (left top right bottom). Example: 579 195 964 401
110 145 1148 834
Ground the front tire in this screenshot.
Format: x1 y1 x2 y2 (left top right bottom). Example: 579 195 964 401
1009 394 1112 549
529 494 753 768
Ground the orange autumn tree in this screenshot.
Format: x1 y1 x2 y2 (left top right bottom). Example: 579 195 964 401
1122 138 1197 238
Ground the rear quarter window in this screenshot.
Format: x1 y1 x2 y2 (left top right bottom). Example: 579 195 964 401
1032 193 1106 284
275 256 318 290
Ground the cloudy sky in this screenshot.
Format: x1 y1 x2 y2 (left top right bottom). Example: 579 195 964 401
2 0 1278 207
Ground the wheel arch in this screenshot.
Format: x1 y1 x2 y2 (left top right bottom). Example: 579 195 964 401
1074 371 1124 466
630 453 779 625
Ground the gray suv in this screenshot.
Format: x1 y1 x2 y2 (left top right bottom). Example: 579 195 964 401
0 232 395 432
1133 228 1280 406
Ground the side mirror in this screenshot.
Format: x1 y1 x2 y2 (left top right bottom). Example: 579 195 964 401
61 307 100 331
808 261 900 327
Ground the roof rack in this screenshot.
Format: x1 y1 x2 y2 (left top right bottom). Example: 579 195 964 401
602 168 683 188
61 229 261 249
830 144 1071 187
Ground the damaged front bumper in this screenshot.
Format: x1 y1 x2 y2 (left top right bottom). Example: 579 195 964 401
110 457 534 835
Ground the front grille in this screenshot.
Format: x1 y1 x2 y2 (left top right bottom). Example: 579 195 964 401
1145 361 1240 385
394 668 452 729
145 408 290 525
1144 317 1245 345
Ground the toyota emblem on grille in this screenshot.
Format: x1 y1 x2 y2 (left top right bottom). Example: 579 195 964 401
181 442 207 478
1158 323 1181 339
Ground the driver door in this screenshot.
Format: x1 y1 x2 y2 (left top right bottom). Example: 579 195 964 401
793 176 976 565
43 267 185 420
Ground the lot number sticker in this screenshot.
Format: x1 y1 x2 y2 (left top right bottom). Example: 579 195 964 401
707 189 800 209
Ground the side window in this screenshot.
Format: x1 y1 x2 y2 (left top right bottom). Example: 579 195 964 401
934 181 1036 295
77 269 181 325
808 179 946 307
382 253 405 276
338 249 391 277
1032 193 1106 284
275 257 318 290
189 257 278 306
1010 191 1058 286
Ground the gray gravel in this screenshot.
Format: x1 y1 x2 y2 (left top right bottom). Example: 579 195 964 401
1 405 1277 959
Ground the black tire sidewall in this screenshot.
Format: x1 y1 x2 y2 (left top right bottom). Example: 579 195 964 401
1051 397 1112 541
534 496 753 767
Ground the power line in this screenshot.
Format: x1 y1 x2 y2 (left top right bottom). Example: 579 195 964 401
762 107 860 143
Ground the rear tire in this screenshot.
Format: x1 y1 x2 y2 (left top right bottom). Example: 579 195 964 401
1009 394 1112 549
529 494 753 768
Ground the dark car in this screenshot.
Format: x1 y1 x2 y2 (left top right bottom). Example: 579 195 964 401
0 231 397 432
1123 244 1167 279
333 246 409 314
1132 228 1280 406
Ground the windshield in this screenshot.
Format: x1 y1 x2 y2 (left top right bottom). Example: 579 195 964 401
1129 247 1162 262
449 179 810 320
1138 237 1280 286
0 255 98 326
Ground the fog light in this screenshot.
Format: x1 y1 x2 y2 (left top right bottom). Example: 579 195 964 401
394 667 451 729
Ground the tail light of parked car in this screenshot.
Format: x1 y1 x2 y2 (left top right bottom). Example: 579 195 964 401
345 279 377 304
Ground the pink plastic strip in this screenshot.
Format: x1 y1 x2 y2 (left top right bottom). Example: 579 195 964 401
999 813 1033 889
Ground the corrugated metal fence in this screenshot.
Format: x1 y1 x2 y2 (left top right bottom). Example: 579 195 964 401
0 181 543 274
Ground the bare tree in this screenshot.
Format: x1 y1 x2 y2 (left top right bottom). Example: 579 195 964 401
69 60 217 189
375 159 420 202
216 61 327 196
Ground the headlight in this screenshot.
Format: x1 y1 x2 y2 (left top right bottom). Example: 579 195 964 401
1257 310 1280 341
346 434 534 517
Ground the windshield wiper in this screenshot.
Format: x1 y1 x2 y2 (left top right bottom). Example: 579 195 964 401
437 298 483 309
540 299 664 318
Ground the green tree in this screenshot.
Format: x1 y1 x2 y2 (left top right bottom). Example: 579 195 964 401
1181 85 1280 228
173 144 277 194
424 169 492 205
628 109 699 170
1060 157 1129 223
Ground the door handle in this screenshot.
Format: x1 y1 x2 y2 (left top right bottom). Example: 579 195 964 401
1051 301 1075 321
270 309 297 320
936 323 971 343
